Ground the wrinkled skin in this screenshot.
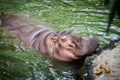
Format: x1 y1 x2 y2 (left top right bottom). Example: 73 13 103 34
0 14 99 61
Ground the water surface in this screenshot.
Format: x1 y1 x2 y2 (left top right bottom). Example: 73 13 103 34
0 0 120 80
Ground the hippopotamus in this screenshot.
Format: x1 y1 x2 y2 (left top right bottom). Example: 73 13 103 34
0 14 99 61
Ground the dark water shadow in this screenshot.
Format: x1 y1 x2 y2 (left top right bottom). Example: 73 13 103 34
0 52 31 80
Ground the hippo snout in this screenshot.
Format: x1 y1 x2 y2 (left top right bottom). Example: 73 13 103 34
81 34 99 56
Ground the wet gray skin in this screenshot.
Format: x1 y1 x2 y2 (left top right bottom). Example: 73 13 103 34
0 14 99 61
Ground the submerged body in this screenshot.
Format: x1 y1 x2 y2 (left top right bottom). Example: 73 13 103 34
0 14 99 61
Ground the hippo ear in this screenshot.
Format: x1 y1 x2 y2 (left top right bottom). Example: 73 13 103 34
60 36 68 42
50 36 58 43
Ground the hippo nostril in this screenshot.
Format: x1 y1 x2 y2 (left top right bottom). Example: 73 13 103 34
69 45 73 47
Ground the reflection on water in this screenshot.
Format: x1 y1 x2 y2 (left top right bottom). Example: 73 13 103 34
0 0 120 80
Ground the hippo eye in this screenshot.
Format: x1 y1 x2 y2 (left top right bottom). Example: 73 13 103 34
61 36 67 42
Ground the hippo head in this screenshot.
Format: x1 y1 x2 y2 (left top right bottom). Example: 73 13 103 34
46 31 99 61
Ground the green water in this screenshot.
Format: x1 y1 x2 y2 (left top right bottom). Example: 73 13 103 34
0 0 120 80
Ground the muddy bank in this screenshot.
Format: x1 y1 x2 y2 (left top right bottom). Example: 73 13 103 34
92 39 120 80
